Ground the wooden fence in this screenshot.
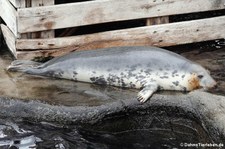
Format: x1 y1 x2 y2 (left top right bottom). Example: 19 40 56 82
0 0 225 59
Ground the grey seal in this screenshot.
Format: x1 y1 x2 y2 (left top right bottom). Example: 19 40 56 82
7 46 217 103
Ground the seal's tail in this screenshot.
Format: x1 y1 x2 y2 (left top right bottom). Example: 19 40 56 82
7 60 43 73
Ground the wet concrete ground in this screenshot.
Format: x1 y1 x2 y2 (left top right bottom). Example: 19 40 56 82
0 47 135 107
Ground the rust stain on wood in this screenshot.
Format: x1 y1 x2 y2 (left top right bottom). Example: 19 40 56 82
44 21 54 30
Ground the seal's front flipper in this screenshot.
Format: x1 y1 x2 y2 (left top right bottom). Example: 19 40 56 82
137 83 158 103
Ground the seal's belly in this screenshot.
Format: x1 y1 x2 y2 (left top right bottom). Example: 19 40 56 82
60 67 189 91
65 68 144 89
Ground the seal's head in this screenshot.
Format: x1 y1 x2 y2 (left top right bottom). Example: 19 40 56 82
188 64 217 91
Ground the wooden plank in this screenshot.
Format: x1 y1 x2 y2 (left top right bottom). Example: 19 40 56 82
8 0 20 8
8 0 17 7
20 0 51 39
16 48 78 60
8 0 26 8
1 24 17 58
16 15 225 59
0 0 18 37
19 0 55 39
30 0 55 39
17 0 225 33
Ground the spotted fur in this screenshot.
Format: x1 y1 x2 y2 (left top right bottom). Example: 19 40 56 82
7 46 216 103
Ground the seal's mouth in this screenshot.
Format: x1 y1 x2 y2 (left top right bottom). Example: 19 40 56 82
188 74 217 91
203 82 217 91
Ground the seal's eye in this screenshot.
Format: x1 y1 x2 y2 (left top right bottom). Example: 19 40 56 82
198 75 204 79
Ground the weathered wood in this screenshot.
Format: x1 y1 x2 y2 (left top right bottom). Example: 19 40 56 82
1 24 17 58
30 0 55 39
16 48 77 60
20 0 31 39
16 15 225 60
17 0 225 33
19 0 55 39
0 0 17 37
8 0 24 8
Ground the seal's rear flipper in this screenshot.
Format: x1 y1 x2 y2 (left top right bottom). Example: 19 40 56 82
7 60 42 72
137 83 158 103
10 60 42 67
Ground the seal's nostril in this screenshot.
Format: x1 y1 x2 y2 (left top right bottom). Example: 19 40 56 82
213 81 218 88
209 82 218 89
214 84 218 89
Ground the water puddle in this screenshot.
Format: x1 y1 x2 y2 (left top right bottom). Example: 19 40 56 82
0 47 137 107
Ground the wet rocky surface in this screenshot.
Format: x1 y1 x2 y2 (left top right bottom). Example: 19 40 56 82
0 91 225 148
0 41 225 148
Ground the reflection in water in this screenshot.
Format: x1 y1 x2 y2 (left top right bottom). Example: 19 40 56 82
0 47 139 107
0 135 37 149
0 119 40 149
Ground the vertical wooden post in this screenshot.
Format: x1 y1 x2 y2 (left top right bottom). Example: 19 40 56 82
20 0 29 39
146 16 169 25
